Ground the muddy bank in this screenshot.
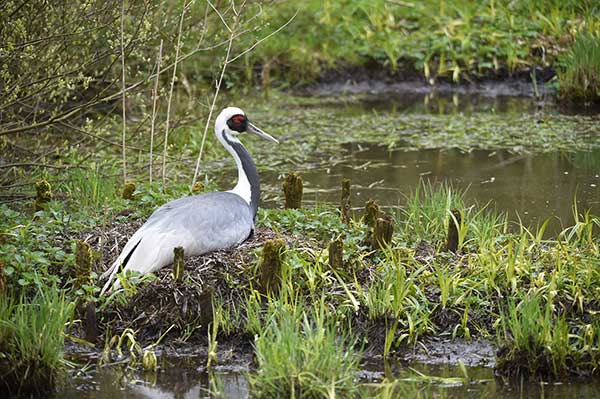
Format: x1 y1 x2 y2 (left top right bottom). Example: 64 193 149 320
66 188 599 383
79 220 297 343
295 63 556 98
300 78 553 98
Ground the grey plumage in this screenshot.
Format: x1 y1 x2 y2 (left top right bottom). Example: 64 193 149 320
137 191 254 256
100 106 278 294
100 193 254 294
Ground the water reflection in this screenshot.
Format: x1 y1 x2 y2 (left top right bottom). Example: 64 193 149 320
57 364 249 399
381 361 600 399
306 91 543 115
304 83 600 115
57 355 600 399
264 147 599 234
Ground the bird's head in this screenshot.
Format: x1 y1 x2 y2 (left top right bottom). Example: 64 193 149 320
215 107 279 144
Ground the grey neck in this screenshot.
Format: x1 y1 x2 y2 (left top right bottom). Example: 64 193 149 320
222 131 260 217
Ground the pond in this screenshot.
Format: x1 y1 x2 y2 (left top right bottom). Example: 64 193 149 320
271 146 600 234
61 87 600 398
58 352 600 398
254 89 600 234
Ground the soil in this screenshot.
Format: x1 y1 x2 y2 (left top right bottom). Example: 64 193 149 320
295 62 556 98
78 217 298 343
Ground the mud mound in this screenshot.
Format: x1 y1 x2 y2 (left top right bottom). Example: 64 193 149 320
80 220 293 342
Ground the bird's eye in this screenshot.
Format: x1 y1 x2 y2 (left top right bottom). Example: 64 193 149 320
227 114 247 132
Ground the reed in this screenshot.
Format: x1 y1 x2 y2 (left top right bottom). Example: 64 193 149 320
0 287 74 396
558 32 600 102
249 301 360 398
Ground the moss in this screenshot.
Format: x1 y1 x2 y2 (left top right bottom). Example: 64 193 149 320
282 172 303 209
328 237 344 270
363 199 380 228
259 239 285 295
122 181 136 200
75 240 92 289
192 181 204 193
372 214 394 250
34 179 52 211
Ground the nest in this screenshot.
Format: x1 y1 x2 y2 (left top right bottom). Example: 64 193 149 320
80 219 292 342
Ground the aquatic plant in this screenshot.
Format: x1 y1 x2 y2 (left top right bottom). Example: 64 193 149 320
497 295 575 378
249 301 361 398
2 161 599 388
558 32 600 102
0 287 74 396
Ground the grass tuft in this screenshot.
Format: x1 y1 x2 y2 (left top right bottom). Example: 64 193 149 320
0 287 74 396
497 295 576 379
250 301 360 398
558 32 600 102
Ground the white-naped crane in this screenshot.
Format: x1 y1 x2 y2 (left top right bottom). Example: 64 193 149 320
100 107 278 294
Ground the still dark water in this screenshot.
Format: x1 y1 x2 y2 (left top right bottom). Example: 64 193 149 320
257 90 599 233
269 146 600 233
63 90 599 397
58 353 600 398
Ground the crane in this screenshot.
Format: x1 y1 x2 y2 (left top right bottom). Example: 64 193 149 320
100 107 278 294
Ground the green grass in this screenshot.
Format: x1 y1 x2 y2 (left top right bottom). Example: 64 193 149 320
0 287 75 396
254 183 599 378
59 164 120 210
497 294 575 378
2 0 599 394
249 301 361 398
251 0 598 83
1 173 599 393
557 32 600 102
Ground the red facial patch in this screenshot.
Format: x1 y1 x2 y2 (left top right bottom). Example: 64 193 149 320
232 114 246 125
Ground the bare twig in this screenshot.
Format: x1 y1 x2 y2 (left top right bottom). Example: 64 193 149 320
191 4 296 187
228 10 297 64
150 40 163 184
207 0 231 32
162 1 190 188
192 8 239 188
120 0 127 183
59 121 145 151
0 163 79 170
197 1 210 48
0 30 253 139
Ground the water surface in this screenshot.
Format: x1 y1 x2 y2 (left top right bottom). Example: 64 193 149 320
265 146 599 232
58 353 600 399
254 91 600 232
65 90 600 397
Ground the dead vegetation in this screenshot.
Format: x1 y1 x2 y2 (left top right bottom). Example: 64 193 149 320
79 220 294 342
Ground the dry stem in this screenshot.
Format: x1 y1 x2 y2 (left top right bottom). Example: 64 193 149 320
149 40 163 184
191 4 241 188
120 0 127 183
162 1 191 189
191 4 295 187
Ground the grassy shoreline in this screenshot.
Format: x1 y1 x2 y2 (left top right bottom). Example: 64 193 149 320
251 1 599 98
1 1 599 393
1 86 599 394
2 178 598 395
89 183 600 392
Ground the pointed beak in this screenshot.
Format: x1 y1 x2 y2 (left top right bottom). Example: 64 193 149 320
248 121 279 144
